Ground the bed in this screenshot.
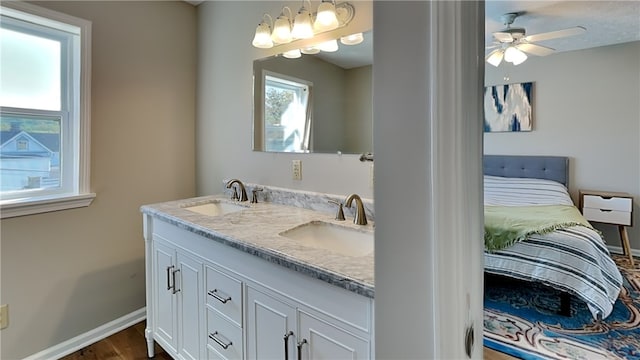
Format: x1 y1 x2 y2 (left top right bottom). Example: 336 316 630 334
483 155 623 320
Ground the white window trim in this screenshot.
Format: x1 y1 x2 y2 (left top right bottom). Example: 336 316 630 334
0 2 94 219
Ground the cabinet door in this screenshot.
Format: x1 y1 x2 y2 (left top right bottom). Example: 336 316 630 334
176 251 205 360
298 311 370 360
246 286 297 360
153 239 178 353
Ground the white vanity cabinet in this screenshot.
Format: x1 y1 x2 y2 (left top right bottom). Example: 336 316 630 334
143 214 374 360
151 236 205 360
246 285 370 360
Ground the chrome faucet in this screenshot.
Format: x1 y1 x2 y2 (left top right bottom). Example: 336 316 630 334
344 194 368 225
225 179 248 202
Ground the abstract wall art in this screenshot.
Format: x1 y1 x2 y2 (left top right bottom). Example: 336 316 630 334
484 82 533 132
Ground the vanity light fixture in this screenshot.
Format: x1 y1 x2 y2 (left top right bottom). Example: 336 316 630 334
271 6 294 44
291 0 314 39
314 0 340 31
283 49 302 58
251 1 355 50
317 39 339 52
252 13 274 49
340 32 363 45
301 46 320 54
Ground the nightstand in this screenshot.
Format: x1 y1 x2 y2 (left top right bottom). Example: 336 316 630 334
579 190 634 266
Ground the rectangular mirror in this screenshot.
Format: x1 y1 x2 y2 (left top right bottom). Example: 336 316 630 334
253 30 372 154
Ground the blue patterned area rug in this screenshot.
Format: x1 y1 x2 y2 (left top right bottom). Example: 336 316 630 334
484 255 640 360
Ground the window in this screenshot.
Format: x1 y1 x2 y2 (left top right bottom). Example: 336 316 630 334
263 72 313 153
0 3 93 218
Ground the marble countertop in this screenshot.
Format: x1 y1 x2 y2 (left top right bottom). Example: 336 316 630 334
141 194 374 298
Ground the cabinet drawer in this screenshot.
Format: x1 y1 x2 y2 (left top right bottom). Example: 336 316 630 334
583 207 631 226
206 265 242 326
207 309 243 360
583 195 632 212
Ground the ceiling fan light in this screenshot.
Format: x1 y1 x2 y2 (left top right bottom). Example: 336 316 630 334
504 46 527 65
314 1 339 31
252 22 273 49
486 49 504 67
292 9 314 39
340 32 364 45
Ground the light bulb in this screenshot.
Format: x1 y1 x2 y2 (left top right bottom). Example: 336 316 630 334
314 1 339 31
292 9 314 39
486 49 503 67
252 22 273 49
504 46 527 65
340 33 364 45
318 39 339 52
301 46 320 54
272 17 292 44
283 49 302 59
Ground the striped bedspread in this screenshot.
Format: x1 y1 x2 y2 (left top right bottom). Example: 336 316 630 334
484 175 623 319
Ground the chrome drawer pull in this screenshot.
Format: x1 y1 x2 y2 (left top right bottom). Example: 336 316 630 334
283 331 294 360
171 268 180 294
209 331 232 349
208 289 231 304
166 266 173 291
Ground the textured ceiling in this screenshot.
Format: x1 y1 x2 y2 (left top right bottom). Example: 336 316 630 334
486 1 640 54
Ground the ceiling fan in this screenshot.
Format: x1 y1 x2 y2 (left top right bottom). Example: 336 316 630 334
486 12 586 66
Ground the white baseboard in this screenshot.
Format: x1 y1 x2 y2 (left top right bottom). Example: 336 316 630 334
23 307 146 360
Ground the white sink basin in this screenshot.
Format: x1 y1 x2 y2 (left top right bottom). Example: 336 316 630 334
183 200 248 217
280 221 373 257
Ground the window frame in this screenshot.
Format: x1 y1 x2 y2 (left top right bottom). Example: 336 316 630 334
0 2 94 219
262 71 312 153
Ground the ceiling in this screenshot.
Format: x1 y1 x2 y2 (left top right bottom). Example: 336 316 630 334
320 1 640 69
188 1 639 66
485 1 640 54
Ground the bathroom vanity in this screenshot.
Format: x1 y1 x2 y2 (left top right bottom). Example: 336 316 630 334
141 186 374 360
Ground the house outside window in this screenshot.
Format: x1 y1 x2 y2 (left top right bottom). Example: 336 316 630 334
0 3 94 218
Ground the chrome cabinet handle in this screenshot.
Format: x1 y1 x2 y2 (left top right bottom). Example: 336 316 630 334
208 289 231 304
297 339 307 360
166 266 173 291
209 331 232 350
283 331 294 360
171 268 180 294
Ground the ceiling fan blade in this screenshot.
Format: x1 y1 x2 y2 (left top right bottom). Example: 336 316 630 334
493 32 514 43
516 43 555 56
485 49 504 67
524 26 586 42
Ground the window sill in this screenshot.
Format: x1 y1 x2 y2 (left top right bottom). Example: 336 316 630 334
0 193 96 219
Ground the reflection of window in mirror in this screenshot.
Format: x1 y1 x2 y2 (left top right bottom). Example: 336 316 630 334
263 72 313 153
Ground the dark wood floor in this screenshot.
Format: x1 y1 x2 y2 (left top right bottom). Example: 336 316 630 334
59 321 171 360
60 320 517 360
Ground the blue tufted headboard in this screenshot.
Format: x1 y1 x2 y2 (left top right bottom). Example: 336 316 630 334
483 155 569 187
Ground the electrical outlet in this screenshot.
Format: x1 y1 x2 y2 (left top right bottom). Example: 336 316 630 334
292 160 302 180
0 304 8 330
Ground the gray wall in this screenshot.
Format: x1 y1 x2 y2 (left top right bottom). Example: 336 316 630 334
485 41 640 251
197 1 373 198
0 2 196 358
